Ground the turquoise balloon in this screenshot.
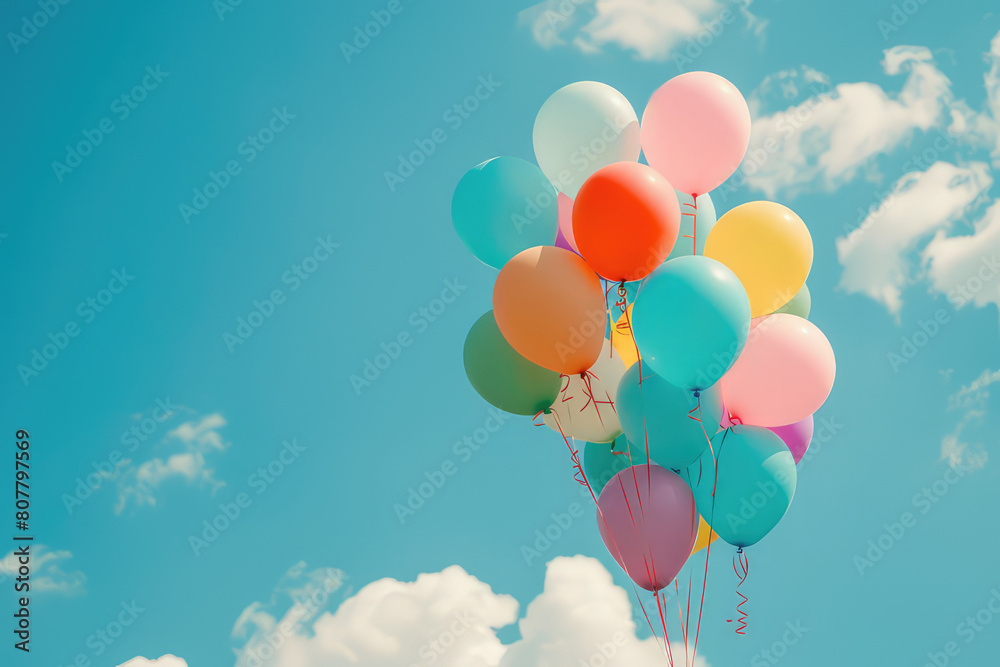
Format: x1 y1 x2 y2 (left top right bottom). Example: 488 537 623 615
615 364 723 469
665 192 717 261
583 436 647 495
452 156 559 269
632 256 750 391
774 283 811 318
681 425 796 548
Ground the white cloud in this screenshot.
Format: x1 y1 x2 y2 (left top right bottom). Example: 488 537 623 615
518 0 761 62
117 656 188 667
742 46 954 198
940 367 998 471
835 161 992 316
947 29 1000 166
0 545 86 596
923 200 1000 316
148 557 710 667
114 413 229 514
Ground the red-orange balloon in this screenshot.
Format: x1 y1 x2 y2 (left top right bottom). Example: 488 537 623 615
493 246 606 375
573 162 681 282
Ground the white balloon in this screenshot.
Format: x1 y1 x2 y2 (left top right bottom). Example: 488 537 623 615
533 82 641 198
543 339 627 443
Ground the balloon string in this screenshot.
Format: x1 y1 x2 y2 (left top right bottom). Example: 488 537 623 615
727 548 749 635
547 408 673 664
681 195 699 256
655 589 675 667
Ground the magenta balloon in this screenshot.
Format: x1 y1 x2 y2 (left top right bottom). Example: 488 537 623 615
596 464 698 592
557 193 578 252
641 72 751 196
721 314 836 427
554 227 574 251
767 414 814 464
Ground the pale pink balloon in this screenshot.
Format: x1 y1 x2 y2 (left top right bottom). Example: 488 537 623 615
721 314 836 427
557 193 578 252
596 465 698 592
768 414 814 464
641 72 751 196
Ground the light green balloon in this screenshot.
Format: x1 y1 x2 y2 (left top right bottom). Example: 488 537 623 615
666 192 717 261
774 284 811 319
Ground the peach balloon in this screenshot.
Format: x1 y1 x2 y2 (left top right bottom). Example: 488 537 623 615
720 314 835 427
493 246 606 375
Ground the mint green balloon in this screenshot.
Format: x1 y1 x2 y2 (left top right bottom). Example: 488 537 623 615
583 436 648 495
463 311 561 416
681 425 796 548
774 284 811 318
452 157 558 269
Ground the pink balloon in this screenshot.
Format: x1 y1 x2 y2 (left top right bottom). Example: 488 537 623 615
768 414 814 464
721 314 836 427
557 193 578 252
596 465 698 592
641 72 751 196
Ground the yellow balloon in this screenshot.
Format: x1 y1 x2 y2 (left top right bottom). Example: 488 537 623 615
610 304 640 368
704 201 812 317
691 515 719 555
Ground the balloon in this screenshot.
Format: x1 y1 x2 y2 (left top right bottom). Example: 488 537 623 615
554 226 575 252
682 425 796 548
597 465 698 591
768 414 814 464
533 81 641 198
773 284 811 319
632 256 751 391
573 162 681 282
666 192 717 261
720 314 836 427
641 72 751 195
452 157 558 269
583 436 648 495
705 202 813 317
691 515 720 555
610 304 639 368
616 365 723 468
556 193 578 252
463 311 562 416
543 339 627 443
493 246 606 374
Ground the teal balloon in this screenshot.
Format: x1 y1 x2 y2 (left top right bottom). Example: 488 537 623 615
615 364 723 469
583 436 648 495
632 256 750 391
665 192 717 261
774 284 811 319
463 311 562 415
452 157 558 269
681 426 796 548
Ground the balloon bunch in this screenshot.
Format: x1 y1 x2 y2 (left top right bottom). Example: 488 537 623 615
455 73 835 656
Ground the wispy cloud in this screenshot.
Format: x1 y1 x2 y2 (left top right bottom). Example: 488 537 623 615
0 545 86 596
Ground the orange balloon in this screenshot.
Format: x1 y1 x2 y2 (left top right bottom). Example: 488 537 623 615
493 246 606 374
573 162 681 282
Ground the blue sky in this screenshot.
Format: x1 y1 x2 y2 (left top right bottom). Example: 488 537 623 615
2 0 1000 665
